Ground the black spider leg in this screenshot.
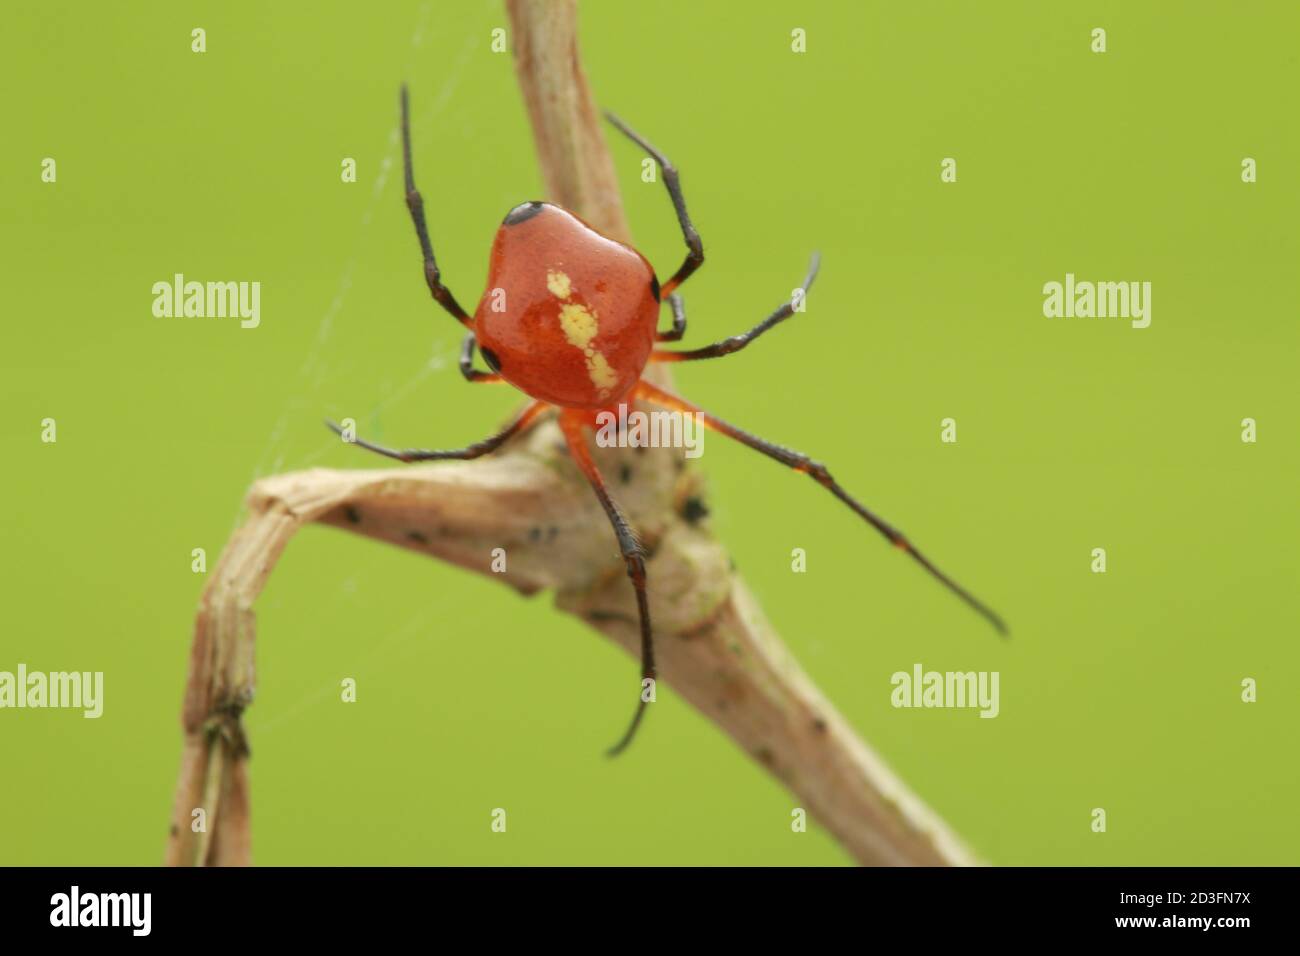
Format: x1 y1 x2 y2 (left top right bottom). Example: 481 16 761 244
635 381 1008 636
604 111 704 298
401 84 472 328
559 412 656 756
459 333 502 383
656 293 687 342
654 254 820 362
326 400 548 463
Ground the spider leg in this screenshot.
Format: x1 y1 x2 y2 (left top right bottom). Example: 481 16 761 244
558 410 656 756
635 381 1008 636
326 400 548 463
401 85 472 329
653 254 820 363
459 332 503 384
603 112 704 298
655 293 687 342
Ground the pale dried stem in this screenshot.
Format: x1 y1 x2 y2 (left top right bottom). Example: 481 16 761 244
164 0 980 867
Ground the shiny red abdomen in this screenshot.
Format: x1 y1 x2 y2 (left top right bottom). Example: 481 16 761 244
473 202 660 409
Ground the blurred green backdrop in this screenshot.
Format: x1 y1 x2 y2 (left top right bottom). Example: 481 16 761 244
2 0 1296 866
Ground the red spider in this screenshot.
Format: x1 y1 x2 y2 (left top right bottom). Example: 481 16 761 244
330 87 1006 755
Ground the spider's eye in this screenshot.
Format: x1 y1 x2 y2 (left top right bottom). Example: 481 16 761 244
480 346 502 373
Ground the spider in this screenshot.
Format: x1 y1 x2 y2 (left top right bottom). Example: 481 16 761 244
329 87 1007 756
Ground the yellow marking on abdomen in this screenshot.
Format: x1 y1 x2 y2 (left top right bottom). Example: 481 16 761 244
558 302 599 350
546 269 572 300
585 350 618 392
553 278 616 398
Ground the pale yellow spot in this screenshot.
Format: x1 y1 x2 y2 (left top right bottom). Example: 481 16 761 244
546 269 572 300
554 286 617 398
585 351 618 395
558 302 599 350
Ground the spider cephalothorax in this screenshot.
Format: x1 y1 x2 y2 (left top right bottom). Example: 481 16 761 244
329 86 1006 756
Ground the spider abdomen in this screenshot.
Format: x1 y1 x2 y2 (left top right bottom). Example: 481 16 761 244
473 202 659 409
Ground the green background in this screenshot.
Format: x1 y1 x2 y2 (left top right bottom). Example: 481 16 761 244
2 0 1296 865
